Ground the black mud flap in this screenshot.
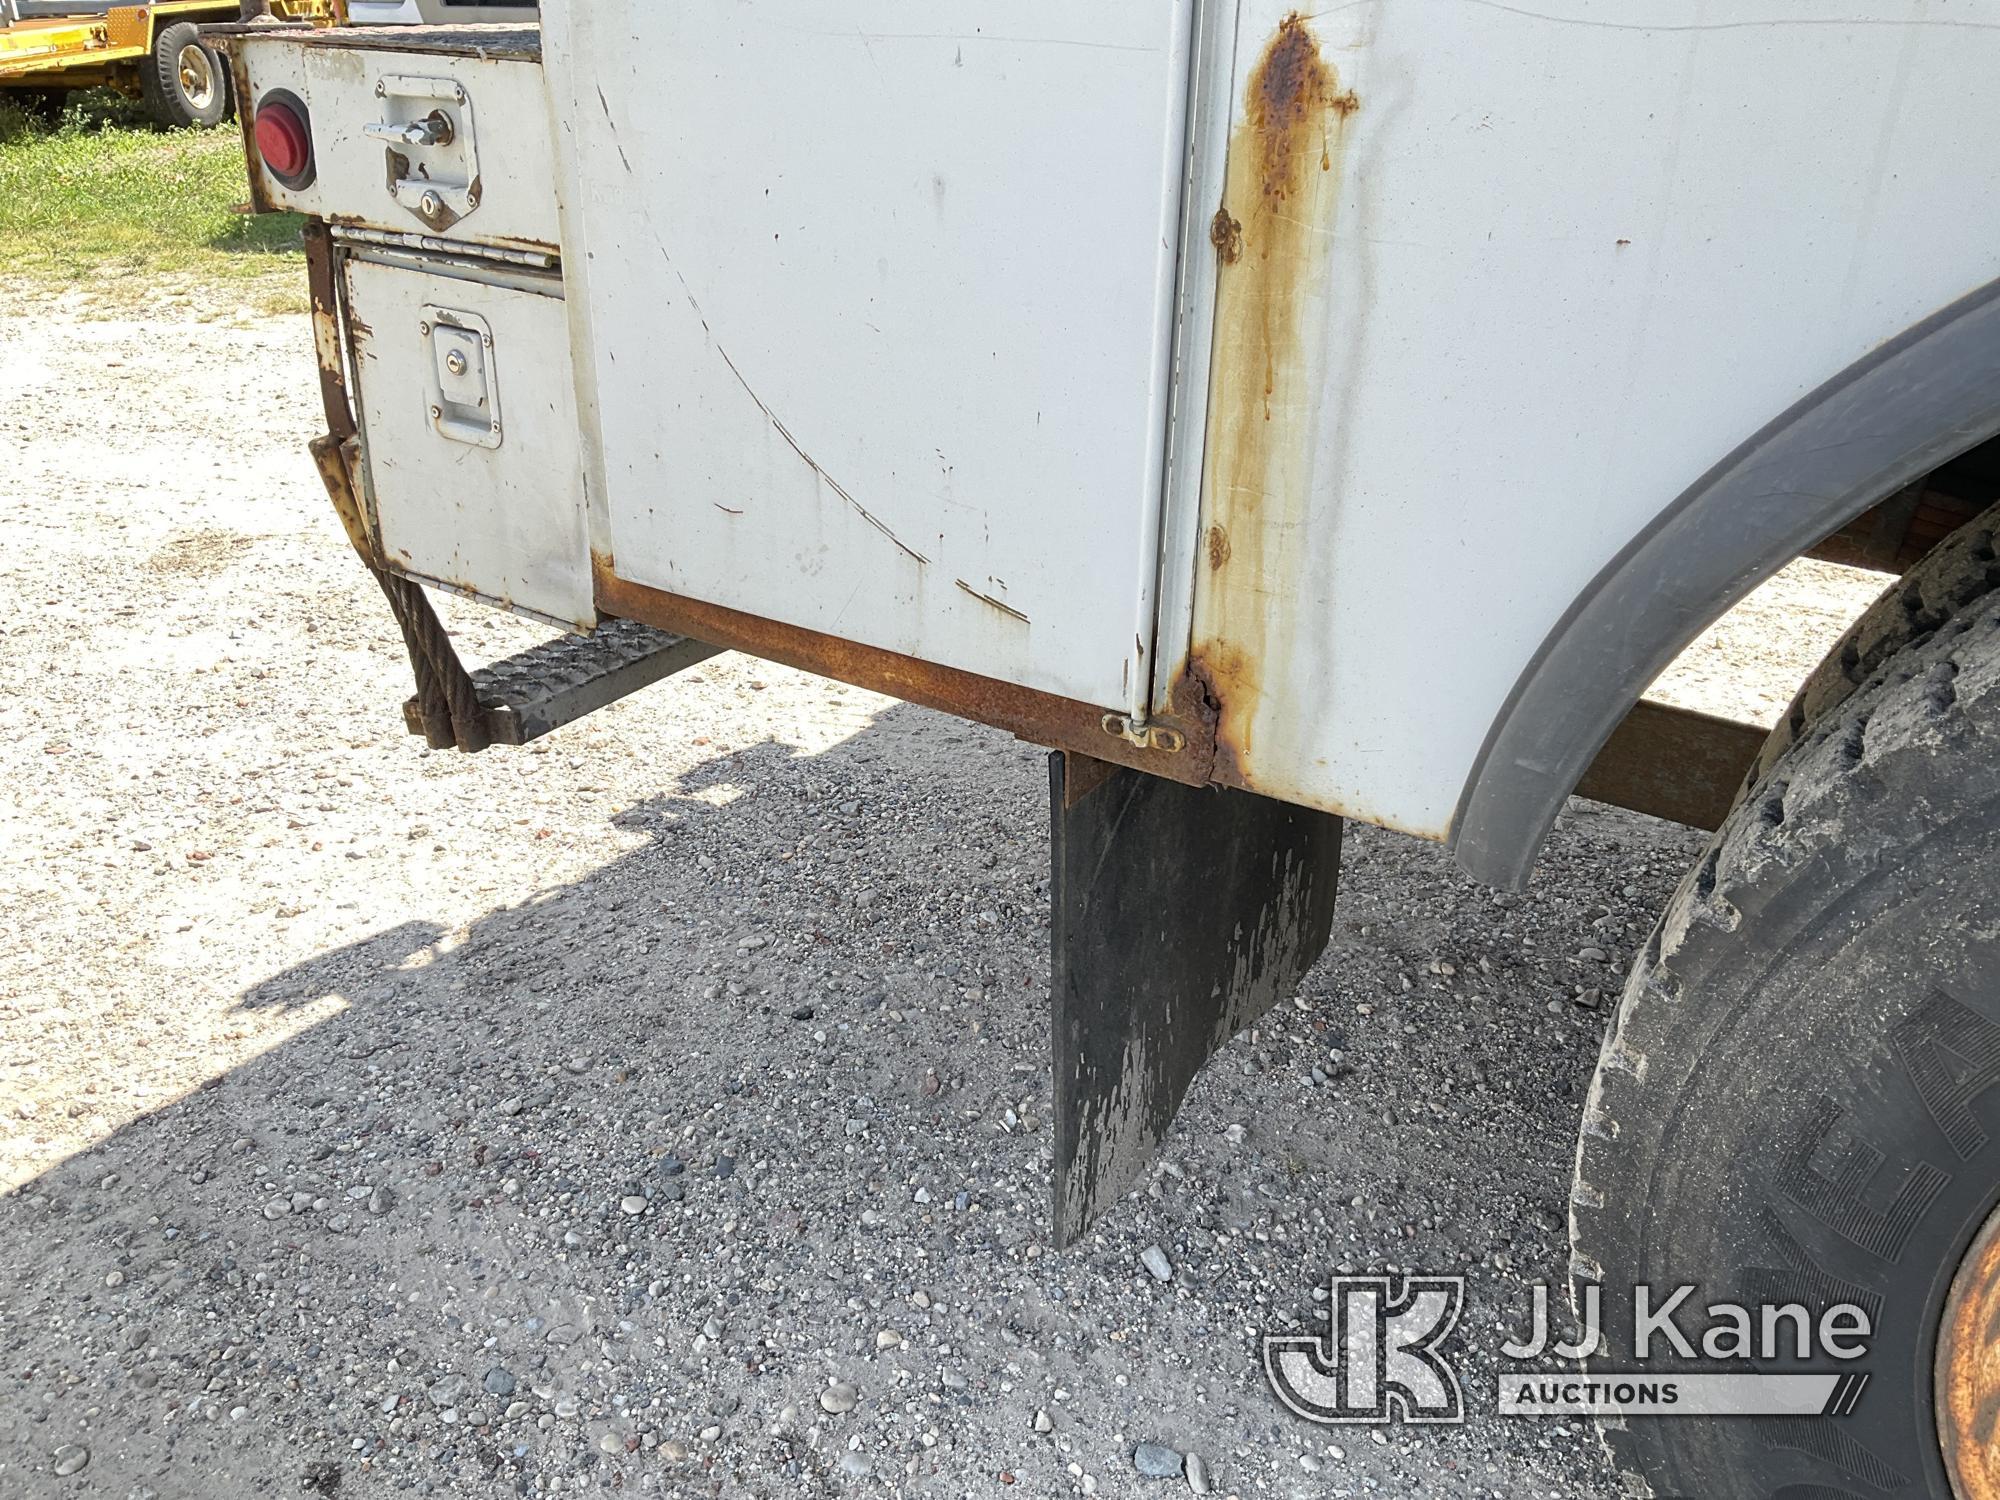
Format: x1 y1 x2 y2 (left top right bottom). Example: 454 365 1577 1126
1049 751 1343 1246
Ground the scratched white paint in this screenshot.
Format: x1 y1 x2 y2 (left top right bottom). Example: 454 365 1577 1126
539 0 1196 713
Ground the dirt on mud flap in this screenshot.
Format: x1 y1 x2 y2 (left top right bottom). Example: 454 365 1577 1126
1048 752 1343 1245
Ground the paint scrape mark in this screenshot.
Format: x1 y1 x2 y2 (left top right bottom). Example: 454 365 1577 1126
597 84 928 569
595 86 634 174
716 345 930 565
955 579 1029 624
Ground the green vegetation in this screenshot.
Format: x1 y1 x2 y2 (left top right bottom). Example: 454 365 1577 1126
0 93 306 313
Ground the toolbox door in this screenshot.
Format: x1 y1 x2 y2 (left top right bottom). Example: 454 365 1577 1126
343 247 593 629
542 0 1197 716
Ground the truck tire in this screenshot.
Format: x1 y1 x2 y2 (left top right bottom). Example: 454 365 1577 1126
142 21 230 130
1571 514 2000 1499
1739 506 2000 801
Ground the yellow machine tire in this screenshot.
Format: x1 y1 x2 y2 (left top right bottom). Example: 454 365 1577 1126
141 20 229 129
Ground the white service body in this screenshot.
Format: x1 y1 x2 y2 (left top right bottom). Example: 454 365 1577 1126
227 3 2000 846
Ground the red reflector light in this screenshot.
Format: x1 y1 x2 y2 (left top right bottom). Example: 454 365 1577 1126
254 94 313 187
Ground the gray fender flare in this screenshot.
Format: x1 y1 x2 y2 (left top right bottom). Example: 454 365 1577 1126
1451 277 2000 889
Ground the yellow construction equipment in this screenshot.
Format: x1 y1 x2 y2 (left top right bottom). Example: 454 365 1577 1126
1 2 340 128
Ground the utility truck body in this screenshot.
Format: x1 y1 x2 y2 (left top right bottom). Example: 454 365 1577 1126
217 12 2000 1495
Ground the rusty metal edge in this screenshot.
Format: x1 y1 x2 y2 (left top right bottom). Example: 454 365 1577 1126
593 558 1214 784
303 221 358 445
1573 698 1767 833
215 43 279 215
204 21 540 60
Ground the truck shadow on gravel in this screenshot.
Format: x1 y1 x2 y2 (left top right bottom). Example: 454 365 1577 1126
0 703 1688 1498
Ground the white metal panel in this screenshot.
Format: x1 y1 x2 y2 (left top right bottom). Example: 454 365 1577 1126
345 254 592 627
236 40 560 252
1173 0 2000 839
539 0 1196 712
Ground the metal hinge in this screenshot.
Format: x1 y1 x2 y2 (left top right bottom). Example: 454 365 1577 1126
1100 713 1185 754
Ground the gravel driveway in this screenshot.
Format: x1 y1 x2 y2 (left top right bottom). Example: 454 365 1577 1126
0 290 1881 1499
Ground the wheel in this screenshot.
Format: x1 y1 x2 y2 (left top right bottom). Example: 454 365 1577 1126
1573 506 2000 1499
141 21 230 130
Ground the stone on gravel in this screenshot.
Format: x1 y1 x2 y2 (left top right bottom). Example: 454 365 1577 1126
1140 1244 1173 1282
1134 1442 1182 1478
619 1194 647 1216
819 1381 858 1414
51 1444 89 1477
1185 1451 1211 1494
482 1367 516 1397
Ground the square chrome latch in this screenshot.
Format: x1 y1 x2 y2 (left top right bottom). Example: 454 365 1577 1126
368 74 480 232
421 306 502 449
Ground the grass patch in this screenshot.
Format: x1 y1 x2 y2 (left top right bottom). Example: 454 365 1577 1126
0 98 306 314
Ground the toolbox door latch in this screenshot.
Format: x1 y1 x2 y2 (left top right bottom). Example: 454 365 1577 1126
421 306 502 449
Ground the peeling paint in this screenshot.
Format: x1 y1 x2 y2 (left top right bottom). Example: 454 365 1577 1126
1209 206 1243 266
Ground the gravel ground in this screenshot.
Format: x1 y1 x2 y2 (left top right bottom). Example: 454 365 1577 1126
0 292 1885 1500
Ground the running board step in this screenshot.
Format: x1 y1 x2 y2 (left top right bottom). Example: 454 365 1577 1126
402 619 722 749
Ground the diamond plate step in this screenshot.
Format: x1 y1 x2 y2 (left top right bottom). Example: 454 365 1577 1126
403 619 722 748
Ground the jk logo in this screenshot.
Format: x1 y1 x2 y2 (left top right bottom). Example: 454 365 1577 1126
1264 1275 1466 1424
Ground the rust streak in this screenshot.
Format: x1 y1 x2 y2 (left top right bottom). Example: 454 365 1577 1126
955 579 1030 625
1180 12 1355 790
